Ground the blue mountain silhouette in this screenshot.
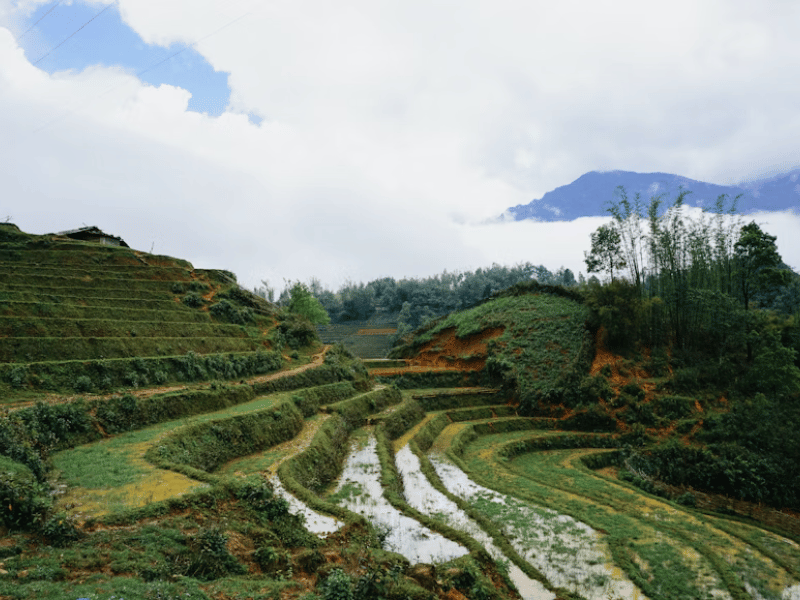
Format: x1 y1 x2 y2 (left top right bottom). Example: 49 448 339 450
505 169 800 222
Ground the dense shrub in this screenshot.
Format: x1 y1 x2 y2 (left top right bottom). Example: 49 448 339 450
209 299 254 324
653 395 695 420
381 399 426 440
0 456 51 530
186 527 246 580
277 312 318 349
561 405 617 432
182 292 205 308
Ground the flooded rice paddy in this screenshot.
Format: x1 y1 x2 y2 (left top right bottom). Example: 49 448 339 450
395 444 554 600
331 436 469 564
430 454 647 600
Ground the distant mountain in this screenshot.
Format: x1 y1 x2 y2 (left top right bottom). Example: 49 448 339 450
504 169 800 222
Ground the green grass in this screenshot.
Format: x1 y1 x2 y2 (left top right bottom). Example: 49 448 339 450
393 292 592 401
53 392 290 489
451 426 799 600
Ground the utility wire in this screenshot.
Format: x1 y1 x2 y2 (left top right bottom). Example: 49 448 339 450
32 2 115 66
136 11 251 80
16 2 61 42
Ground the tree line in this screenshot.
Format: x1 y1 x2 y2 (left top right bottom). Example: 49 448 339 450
584 186 800 509
584 187 799 365
255 263 583 333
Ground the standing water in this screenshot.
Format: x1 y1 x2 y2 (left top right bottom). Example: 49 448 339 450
395 444 555 600
430 454 647 600
332 437 468 564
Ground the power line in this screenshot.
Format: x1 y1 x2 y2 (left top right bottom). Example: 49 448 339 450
16 2 61 42
32 2 116 66
135 11 251 79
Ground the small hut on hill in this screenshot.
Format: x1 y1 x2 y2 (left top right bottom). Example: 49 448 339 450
57 226 130 248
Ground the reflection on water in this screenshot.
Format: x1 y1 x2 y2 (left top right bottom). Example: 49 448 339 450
270 475 343 536
333 437 468 564
430 454 647 600
396 445 555 600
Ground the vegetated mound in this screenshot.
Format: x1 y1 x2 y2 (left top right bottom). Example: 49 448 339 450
0 225 285 399
387 281 592 400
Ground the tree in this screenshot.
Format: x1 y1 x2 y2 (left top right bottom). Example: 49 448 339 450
287 282 330 324
734 222 789 312
607 186 646 288
585 224 626 281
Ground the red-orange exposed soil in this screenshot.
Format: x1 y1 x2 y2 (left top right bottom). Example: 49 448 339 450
405 326 504 372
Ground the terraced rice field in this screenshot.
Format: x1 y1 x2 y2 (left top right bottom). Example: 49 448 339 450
51 380 800 600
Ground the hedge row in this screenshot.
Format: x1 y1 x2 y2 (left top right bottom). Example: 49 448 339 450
277 386 402 530
380 399 426 441
0 318 252 339
372 426 489 564
0 360 359 473
145 400 305 473
0 301 213 323
325 387 403 430
290 381 358 417
412 390 502 411
0 335 269 363
0 264 192 281
0 285 174 300
1 349 283 393
403 426 554 593
495 432 619 461
377 370 488 389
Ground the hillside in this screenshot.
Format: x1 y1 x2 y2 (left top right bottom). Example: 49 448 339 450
1 234 799 600
0 223 284 400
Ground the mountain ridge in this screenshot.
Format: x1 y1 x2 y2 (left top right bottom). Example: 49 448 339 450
505 169 800 222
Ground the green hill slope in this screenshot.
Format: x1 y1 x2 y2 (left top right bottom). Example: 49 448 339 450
0 224 281 398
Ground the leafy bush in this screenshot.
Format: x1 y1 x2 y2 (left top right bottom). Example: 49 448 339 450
254 545 291 575
0 456 51 529
186 527 246 580
209 299 254 324
74 375 93 392
182 292 205 308
320 568 354 600
562 405 617 432
653 395 695 420
39 511 82 546
277 312 318 349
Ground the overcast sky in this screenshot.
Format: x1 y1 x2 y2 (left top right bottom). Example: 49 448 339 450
1 0 799 291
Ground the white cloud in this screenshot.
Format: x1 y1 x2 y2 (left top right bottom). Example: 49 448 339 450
1 1 800 293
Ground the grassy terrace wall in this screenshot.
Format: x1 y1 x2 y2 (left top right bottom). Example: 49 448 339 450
145 400 306 479
0 349 283 393
0 227 282 395
278 387 402 524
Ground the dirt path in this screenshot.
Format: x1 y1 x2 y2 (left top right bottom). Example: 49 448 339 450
7 346 330 411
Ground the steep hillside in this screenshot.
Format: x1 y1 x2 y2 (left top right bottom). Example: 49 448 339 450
385 281 591 398
0 224 281 400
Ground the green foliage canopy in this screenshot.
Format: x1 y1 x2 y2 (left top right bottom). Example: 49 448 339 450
287 282 330 325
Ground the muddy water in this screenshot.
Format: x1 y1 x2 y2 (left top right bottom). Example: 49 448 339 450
430 455 647 600
332 437 468 564
395 445 554 600
269 475 343 536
